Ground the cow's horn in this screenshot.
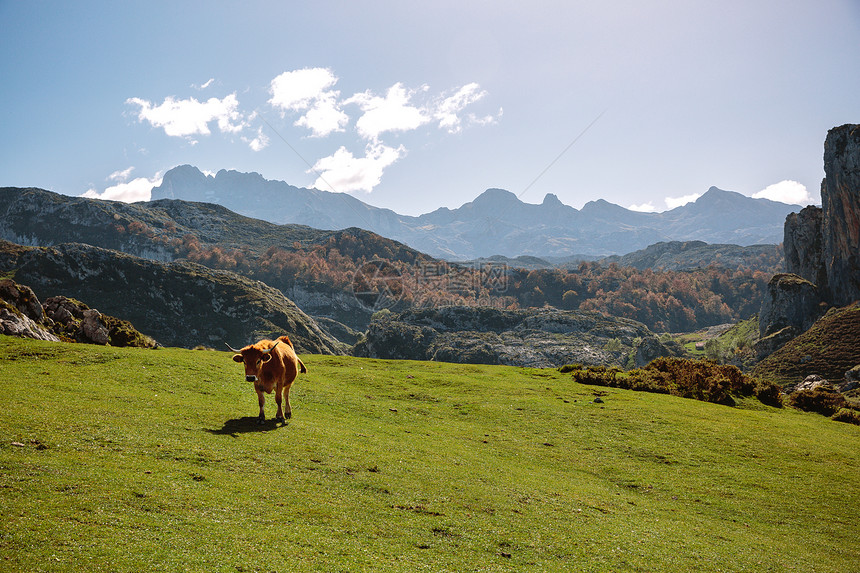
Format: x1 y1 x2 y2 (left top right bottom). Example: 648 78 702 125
225 342 243 353
261 340 281 354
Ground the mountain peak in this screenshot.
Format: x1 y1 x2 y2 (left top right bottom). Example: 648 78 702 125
473 188 519 204
542 193 564 207
692 186 751 209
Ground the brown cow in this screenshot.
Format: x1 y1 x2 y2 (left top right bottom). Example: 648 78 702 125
227 335 307 424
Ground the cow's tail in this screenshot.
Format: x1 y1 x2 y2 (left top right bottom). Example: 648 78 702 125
278 335 294 348
298 358 308 374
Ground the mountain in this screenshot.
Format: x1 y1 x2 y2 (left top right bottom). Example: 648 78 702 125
152 166 798 259
0 186 780 335
0 186 436 333
0 240 346 353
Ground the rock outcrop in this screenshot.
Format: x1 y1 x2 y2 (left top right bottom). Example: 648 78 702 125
0 280 59 341
821 124 860 306
783 124 860 306
759 124 860 352
0 278 156 346
758 274 824 338
353 306 677 368
784 206 826 292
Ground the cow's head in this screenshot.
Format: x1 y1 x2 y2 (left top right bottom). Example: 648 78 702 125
227 341 280 383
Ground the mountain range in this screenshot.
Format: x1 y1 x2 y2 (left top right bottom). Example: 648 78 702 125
152 165 800 259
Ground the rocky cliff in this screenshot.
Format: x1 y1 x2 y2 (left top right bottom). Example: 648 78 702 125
783 124 860 306
762 124 860 340
821 124 860 306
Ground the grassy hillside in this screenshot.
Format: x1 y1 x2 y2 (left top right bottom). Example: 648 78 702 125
1 336 858 572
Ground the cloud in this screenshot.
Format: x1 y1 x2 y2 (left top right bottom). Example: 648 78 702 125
269 67 339 111
192 78 215 90
665 193 702 209
125 69 497 194
628 201 657 212
269 67 349 137
347 83 431 141
752 180 814 205
126 93 245 139
434 83 490 133
310 143 404 193
295 90 349 137
242 126 270 152
108 166 135 182
82 172 163 203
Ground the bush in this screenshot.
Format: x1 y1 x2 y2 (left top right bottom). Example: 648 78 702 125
789 388 848 417
831 408 860 425
558 363 582 374
566 357 783 409
754 379 783 407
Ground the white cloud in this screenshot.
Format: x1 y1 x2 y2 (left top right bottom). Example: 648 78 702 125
628 201 657 212
665 193 702 209
191 78 215 90
108 166 135 182
347 83 430 141
269 68 339 112
752 180 814 205
295 90 349 137
310 143 404 193
434 83 489 133
242 126 270 152
126 93 245 139
82 173 163 203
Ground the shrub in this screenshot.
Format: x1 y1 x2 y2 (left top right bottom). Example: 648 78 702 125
754 379 783 407
568 357 782 409
831 408 860 425
705 375 736 406
789 388 848 417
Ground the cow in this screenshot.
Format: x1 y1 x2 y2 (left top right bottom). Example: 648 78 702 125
226 335 307 424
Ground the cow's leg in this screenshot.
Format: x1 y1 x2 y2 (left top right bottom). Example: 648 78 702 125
256 389 266 424
283 383 292 420
275 384 285 423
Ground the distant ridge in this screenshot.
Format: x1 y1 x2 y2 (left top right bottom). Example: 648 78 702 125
152 166 798 259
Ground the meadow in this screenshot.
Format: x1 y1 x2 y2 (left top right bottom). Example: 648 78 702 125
1 335 858 572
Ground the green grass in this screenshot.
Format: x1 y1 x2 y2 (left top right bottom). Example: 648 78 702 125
1 335 859 572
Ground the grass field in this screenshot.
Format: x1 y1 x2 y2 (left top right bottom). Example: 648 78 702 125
1 335 859 572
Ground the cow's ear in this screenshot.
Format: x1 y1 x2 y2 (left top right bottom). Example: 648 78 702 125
261 353 273 363
232 354 244 363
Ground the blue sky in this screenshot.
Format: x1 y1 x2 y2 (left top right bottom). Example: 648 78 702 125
1 1 858 216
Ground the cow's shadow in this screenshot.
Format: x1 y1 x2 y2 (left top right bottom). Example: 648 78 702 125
206 416 288 437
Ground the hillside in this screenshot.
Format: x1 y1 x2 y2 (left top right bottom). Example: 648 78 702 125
0 186 434 331
2 336 858 571
754 303 860 386
0 241 345 353
152 166 798 259
600 241 784 272
0 186 425 263
0 186 778 336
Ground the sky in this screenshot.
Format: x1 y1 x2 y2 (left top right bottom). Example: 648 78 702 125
1 1 858 217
